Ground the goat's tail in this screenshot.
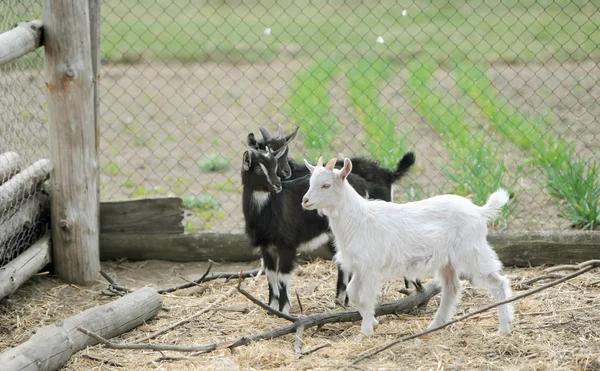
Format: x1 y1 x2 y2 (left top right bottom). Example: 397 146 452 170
391 152 416 182
480 189 510 221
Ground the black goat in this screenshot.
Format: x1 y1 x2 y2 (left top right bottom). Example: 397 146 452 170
242 146 374 313
248 125 423 292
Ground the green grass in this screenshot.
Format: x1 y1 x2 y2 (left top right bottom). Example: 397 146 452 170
287 55 340 161
405 56 517 220
181 194 220 210
197 154 230 173
454 61 600 229
99 0 600 64
346 57 409 169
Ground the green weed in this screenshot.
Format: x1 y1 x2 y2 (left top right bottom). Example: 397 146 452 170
197 154 230 173
287 56 340 160
405 56 517 220
181 194 220 210
346 57 409 168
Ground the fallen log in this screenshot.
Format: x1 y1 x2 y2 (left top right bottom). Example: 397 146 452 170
0 233 51 300
0 159 52 215
0 152 21 185
100 197 184 234
0 287 162 371
0 20 43 67
100 231 600 267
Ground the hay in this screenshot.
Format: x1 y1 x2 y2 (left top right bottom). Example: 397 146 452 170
1 259 598 370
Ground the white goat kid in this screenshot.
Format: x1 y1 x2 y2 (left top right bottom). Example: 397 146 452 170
301 157 513 336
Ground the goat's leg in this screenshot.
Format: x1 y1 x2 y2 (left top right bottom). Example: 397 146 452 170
262 250 281 312
328 234 352 306
275 247 297 315
348 274 380 336
429 264 461 330
472 271 513 333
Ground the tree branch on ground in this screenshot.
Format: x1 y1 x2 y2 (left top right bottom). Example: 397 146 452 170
351 260 600 365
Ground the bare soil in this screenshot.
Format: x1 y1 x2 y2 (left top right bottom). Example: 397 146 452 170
1 259 599 370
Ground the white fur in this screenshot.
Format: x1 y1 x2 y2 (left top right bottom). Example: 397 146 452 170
266 269 291 314
302 159 513 336
252 191 270 211
297 233 330 253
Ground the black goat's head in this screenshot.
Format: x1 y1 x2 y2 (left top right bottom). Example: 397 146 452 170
246 124 299 179
242 145 287 193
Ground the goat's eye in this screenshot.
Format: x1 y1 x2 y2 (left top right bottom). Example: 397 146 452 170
255 167 263 174
322 184 330 189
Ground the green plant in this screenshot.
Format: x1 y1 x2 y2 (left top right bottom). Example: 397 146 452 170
287 55 340 160
454 61 600 228
181 194 220 210
346 57 409 168
128 185 166 198
103 162 121 176
543 160 600 230
197 154 230 173
405 56 517 220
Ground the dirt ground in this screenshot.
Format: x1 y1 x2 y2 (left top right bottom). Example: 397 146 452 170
1 259 598 370
95 59 600 233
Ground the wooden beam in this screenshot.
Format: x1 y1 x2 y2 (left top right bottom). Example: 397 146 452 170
0 152 22 185
100 197 184 234
0 233 51 301
0 159 51 215
0 287 162 370
0 20 43 67
100 231 600 267
43 0 100 285
0 191 50 260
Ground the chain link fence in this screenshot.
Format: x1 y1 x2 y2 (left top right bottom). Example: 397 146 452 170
0 0 49 268
98 0 600 234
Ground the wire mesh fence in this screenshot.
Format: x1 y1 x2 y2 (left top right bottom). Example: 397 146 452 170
98 0 600 234
0 0 49 267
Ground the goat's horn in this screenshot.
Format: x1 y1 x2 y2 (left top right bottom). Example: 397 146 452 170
259 127 272 142
278 123 285 138
316 156 323 167
325 158 337 170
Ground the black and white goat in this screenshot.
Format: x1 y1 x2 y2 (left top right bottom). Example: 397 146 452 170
242 145 388 313
247 124 422 291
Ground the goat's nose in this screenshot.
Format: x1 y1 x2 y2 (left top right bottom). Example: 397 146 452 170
302 197 309 205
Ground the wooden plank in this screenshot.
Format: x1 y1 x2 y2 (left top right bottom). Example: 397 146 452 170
100 198 184 234
100 231 600 267
43 0 100 285
0 159 51 215
0 20 43 67
0 152 22 185
0 191 50 259
0 287 162 371
0 233 51 301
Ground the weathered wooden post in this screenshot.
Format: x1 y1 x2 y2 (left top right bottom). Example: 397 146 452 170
43 0 100 284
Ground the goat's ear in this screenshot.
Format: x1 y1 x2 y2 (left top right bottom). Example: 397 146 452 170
243 151 252 171
325 157 336 170
246 133 259 149
316 156 323 167
303 159 315 173
339 158 352 181
273 144 287 160
285 126 300 144
259 126 272 142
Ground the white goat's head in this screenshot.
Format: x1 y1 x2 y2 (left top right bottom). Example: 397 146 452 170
301 156 352 210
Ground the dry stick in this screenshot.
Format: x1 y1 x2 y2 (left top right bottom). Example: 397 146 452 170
521 273 565 286
99 270 132 293
589 280 600 287
77 282 439 358
236 274 297 322
78 328 217 353
81 353 124 367
295 289 304 313
157 269 261 294
175 260 214 288
134 286 237 343
352 263 599 365
294 325 306 354
299 343 331 357
544 260 600 273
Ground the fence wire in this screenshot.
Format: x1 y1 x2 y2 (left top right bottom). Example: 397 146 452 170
98 0 600 233
0 0 48 268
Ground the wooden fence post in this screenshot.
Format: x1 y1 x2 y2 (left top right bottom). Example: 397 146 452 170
43 0 100 284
